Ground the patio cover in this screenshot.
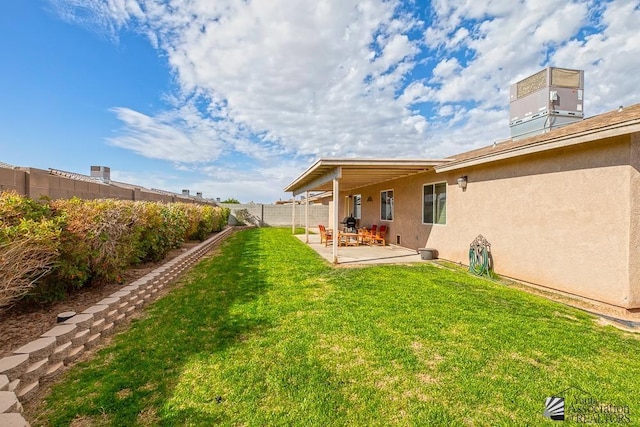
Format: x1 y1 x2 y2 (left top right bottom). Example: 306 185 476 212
284 158 450 263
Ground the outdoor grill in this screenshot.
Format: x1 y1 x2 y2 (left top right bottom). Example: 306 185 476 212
342 215 357 232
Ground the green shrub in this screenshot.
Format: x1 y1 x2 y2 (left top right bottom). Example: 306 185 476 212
47 198 139 288
132 202 167 263
0 192 228 306
0 192 61 309
0 191 52 224
212 206 230 232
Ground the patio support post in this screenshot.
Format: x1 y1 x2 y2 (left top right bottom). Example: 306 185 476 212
332 176 339 263
291 195 296 234
305 190 309 243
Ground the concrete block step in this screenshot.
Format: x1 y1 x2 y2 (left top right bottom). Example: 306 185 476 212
0 354 30 381
0 413 30 427
0 375 8 391
41 324 77 345
63 313 94 329
96 297 120 308
106 309 118 323
109 290 132 299
114 313 126 325
0 391 20 413
65 346 84 364
82 304 110 320
84 333 101 350
50 341 72 364
17 380 38 402
117 301 129 313
21 359 48 384
45 361 64 379
71 329 90 347
7 379 19 393
90 318 105 335
13 337 57 363
100 322 115 337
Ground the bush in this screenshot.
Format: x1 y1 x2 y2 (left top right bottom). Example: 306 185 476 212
47 198 139 288
0 192 61 309
0 191 52 225
0 192 228 306
132 202 167 263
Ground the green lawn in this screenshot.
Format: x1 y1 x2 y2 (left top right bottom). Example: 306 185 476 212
34 228 640 426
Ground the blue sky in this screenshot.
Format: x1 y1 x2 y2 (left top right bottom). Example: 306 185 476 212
1 0 639 203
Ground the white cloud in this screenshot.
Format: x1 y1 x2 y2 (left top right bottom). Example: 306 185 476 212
431 57 462 82
51 0 640 200
106 106 227 163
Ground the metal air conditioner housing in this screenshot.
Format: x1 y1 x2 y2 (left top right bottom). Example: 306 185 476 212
90 165 111 184
509 67 584 140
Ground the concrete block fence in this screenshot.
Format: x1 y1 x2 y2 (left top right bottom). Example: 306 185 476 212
0 226 235 426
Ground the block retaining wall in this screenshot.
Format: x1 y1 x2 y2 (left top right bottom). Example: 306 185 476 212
0 226 235 426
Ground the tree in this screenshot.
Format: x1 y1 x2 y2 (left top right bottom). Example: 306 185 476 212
220 198 240 204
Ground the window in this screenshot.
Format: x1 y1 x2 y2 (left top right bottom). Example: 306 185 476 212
423 183 446 224
380 190 394 221
353 194 362 219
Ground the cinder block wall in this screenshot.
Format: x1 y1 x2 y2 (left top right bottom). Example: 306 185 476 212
0 167 26 194
221 203 329 227
0 166 206 205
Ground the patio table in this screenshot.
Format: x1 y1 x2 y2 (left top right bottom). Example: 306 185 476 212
339 232 360 246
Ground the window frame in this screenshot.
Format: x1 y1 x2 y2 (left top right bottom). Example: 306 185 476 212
353 194 362 219
422 182 447 225
380 189 394 222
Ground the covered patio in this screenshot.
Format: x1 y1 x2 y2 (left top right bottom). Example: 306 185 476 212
284 158 450 263
295 229 423 266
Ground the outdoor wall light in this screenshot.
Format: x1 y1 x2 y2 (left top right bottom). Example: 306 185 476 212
457 176 468 190
366 196 373 202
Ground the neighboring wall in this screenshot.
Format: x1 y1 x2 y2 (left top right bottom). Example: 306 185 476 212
221 203 330 227
341 134 638 309
0 167 203 204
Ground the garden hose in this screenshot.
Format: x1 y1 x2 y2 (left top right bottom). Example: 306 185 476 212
469 234 491 277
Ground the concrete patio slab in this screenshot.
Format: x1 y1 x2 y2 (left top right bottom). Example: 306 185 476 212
295 231 424 266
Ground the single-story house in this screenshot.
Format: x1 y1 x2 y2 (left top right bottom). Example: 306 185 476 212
284 102 640 314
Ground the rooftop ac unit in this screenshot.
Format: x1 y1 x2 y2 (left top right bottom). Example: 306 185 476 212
90 165 111 184
509 67 584 140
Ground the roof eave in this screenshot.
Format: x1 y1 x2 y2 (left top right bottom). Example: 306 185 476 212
435 119 640 173
284 158 453 194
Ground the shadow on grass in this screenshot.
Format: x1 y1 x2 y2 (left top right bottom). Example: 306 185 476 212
39 229 280 426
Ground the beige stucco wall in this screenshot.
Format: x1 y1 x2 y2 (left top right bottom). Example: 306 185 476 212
628 133 640 308
340 134 637 309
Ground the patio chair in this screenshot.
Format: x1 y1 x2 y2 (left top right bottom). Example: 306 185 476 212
359 227 378 245
319 225 333 247
357 227 371 245
371 225 387 246
365 225 379 245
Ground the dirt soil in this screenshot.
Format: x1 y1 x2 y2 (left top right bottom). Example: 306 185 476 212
0 242 201 359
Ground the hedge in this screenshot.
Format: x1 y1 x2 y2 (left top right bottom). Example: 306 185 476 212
0 192 230 307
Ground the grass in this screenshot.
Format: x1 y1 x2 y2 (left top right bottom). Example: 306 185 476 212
34 228 640 426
